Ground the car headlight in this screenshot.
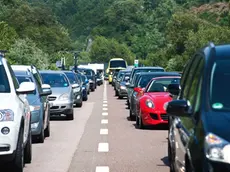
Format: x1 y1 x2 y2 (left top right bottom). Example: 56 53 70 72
59 93 69 100
120 85 126 90
29 105 41 111
163 102 168 110
205 133 230 163
145 99 154 108
73 87 80 93
0 109 14 122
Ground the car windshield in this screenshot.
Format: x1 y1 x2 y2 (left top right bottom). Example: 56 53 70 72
137 75 155 88
122 74 130 81
64 72 77 84
0 61 10 93
110 60 126 68
41 73 69 88
210 60 230 110
118 72 124 80
147 78 180 92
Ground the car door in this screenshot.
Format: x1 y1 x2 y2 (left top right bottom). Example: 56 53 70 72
173 54 205 170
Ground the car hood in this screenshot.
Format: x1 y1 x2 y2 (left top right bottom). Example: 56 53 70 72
50 87 71 97
145 92 172 111
204 111 230 142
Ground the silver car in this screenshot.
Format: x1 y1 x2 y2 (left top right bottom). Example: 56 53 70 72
40 70 75 120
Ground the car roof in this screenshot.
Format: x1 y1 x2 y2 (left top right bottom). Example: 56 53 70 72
110 58 125 61
39 70 65 74
132 66 164 70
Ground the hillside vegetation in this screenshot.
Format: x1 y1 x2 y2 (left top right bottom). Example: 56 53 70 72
1 0 230 71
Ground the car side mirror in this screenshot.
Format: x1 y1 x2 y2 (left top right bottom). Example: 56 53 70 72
16 82 35 94
40 84 52 96
72 83 79 88
167 84 180 95
166 100 191 117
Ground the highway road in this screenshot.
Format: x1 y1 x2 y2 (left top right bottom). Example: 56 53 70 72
24 82 169 172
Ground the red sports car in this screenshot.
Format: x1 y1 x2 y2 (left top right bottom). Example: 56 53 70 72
136 76 181 129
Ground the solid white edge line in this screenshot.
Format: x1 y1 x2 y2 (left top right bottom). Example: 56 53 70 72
98 143 109 152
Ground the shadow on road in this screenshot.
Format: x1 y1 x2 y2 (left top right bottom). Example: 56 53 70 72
132 124 168 130
50 115 68 121
157 156 170 167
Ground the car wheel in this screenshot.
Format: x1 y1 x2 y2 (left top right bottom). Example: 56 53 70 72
136 115 139 126
115 90 118 96
91 88 95 92
37 123 45 143
168 142 175 172
83 95 88 101
24 127 32 164
129 109 134 121
138 115 144 129
87 90 90 95
76 101 83 108
11 128 24 172
44 119 50 137
66 110 74 120
118 95 123 99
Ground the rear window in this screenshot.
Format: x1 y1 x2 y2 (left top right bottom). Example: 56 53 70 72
137 75 155 88
16 76 33 84
147 78 180 92
64 72 78 84
0 60 10 93
110 60 126 68
41 73 69 88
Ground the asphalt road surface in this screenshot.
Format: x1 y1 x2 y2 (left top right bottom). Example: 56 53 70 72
24 82 169 172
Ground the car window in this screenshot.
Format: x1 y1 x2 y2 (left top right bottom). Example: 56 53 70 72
147 78 181 92
64 72 78 84
41 73 69 88
0 60 11 93
110 60 126 68
210 60 230 111
186 57 204 110
181 55 201 99
7 62 19 89
15 75 37 95
137 75 154 88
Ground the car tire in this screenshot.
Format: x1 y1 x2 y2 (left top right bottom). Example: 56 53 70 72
136 115 139 126
24 127 32 164
138 115 144 129
66 110 74 120
87 90 90 95
129 109 134 121
44 119 50 138
76 101 83 108
91 88 95 92
83 95 88 101
118 95 123 99
115 90 118 96
11 128 24 172
37 123 45 143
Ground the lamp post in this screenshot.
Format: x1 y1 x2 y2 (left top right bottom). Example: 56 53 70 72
74 52 78 73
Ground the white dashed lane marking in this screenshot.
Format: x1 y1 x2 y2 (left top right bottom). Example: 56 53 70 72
103 104 108 107
103 101 107 103
95 166 109 172
101 119 108 124
102 112 108 116
102 108 108 111
98 143 109 152
100 129 108 135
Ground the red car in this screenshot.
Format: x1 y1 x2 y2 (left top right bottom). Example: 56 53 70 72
135 76 181 129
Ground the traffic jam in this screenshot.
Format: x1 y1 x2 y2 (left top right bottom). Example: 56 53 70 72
1 43 230 172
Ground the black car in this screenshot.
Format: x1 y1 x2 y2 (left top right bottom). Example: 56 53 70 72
112 71 119 87
96 72 103 86
128 72 181 120
167 43 230 172
63 71 83 107
77 68 96 91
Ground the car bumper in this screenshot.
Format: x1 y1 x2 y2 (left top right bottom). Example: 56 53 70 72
118 89 128 96
50 100 73 115
0 122 19 157
141 109 168 125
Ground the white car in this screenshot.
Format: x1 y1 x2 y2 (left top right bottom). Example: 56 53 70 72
0 53 35 172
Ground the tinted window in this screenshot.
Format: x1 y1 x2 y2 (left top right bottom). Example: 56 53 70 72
210 60 230 110
41 73 69 88
137 75 155 88
147 78 181 92
7 62 19 89
0 60 10 93
110 60 126 68
16 76 33 84
64 72 78 84
122 73 130 81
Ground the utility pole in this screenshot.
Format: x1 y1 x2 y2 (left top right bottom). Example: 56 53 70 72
74 52 79 73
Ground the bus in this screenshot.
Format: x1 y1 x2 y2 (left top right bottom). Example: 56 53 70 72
106 58 127 84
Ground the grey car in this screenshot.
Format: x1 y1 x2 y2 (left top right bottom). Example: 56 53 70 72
117 73 130 99
63 71 83 107
13 69 52 143
40 70 75 120
115 70 131 96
